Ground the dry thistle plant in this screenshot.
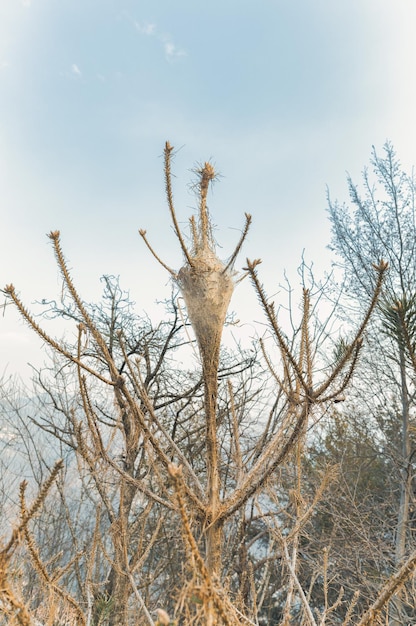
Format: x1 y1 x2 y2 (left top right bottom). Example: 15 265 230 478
0 461 66 626
139 143 389 624
5 141 412 626
140 142 252 583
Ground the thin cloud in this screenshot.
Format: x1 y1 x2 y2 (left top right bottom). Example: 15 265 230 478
135 21 156 36
134 19 186 62
164 41 186 61
71 63 82 76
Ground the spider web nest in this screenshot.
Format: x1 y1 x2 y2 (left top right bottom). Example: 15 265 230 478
140 143 251 372
177 246 234 366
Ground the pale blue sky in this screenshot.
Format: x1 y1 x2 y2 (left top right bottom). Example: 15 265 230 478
2 0 416 378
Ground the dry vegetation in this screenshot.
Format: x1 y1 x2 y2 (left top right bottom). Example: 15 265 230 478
1 142 416 625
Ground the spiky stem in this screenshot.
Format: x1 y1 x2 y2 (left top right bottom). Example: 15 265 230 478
203 344 223 579
164 142 194 266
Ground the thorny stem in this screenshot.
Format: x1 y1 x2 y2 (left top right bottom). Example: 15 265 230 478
118 336 206 507
10 462 87 625
245 259 310 395
314 260 388 399
4 284 115 387
139 229 176 276
145 143 252 583
48 231 121 385
224 213 252 273
356 549 416 625
168 464 234 626
197 161 216 250
221 402 311 522
2 460 64 555
164 141 194 266
300 288 312 389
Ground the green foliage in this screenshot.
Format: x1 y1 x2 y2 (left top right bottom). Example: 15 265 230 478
92 593 115 626
380 293 416 359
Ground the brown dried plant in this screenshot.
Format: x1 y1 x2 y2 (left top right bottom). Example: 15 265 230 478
140 143 252 589
0 460 72 625
139 143 388 624
4 142 405 626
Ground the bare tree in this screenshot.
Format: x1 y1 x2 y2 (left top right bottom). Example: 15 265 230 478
328 142 416 624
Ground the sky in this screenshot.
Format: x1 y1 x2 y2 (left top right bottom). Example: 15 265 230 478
2 0 416 380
